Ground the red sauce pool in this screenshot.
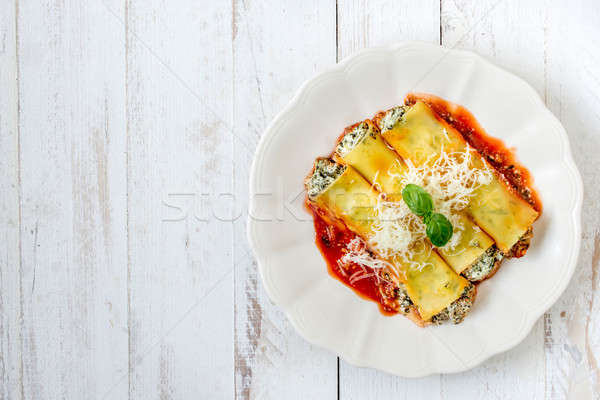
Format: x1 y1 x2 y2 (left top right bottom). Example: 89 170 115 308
308 204 399 316
406 93 542 212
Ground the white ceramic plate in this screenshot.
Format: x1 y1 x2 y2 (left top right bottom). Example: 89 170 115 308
247 42 583 377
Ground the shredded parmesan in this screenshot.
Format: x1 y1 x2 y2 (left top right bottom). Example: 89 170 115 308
368 145 493 266
370 195 424 255
338 237 396 284
370 170 382 192
442 127 450 142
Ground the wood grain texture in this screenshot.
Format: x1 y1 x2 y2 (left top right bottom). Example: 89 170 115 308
2 0 599 398
336 1 598 399
336 1 445 397
0 1 22 398
443 1 600 398
542 1 600 398
439 1 548 399
125 0 234 398
337 0 441 58
16 0 129 398
232 1 338 398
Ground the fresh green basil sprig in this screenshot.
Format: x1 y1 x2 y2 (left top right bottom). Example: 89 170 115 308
401 184 453 247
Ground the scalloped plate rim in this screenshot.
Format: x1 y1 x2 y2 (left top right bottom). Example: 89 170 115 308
247 41 583 377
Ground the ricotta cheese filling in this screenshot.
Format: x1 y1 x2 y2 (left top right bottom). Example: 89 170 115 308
336 122 371 156
431 284 476 324
306 158 346 198
462 245 503 281
380 106 407 132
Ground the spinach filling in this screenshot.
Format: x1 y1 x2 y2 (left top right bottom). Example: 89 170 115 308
336 122 371 156
431 284 476 325
380 106 407 132
462 245 503 282
306 159 346 199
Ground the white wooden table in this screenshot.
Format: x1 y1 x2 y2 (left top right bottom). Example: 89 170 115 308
1 0 599 399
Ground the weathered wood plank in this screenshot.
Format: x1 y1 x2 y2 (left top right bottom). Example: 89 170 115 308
125 0 234 398
16 0 129 398
337 0 441 57
0 1 22 398
5 1 598 398
336 1 442 398
232 0 338 398
543 1 600 398
439 1 548 398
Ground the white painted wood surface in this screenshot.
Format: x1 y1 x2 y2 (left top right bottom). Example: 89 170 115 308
232 1 338 399
1 0 599 399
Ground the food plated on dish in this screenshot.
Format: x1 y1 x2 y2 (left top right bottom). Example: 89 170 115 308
305 93 541 326
249 43 581 375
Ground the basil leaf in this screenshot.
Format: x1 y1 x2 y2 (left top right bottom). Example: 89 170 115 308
401 184 433 217
426 213 453 247
423 213 432 225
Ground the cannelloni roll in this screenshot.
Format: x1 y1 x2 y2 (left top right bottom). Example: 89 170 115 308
335 120 500 281
376 101 539 254
305 158 474 323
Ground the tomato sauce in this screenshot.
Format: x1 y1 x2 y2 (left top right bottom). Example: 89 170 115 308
308 204 399 316
406 93 542 212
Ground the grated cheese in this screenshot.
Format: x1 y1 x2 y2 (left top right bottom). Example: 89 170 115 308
370 195 424 256
368 145 493 267
338 237 396 284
